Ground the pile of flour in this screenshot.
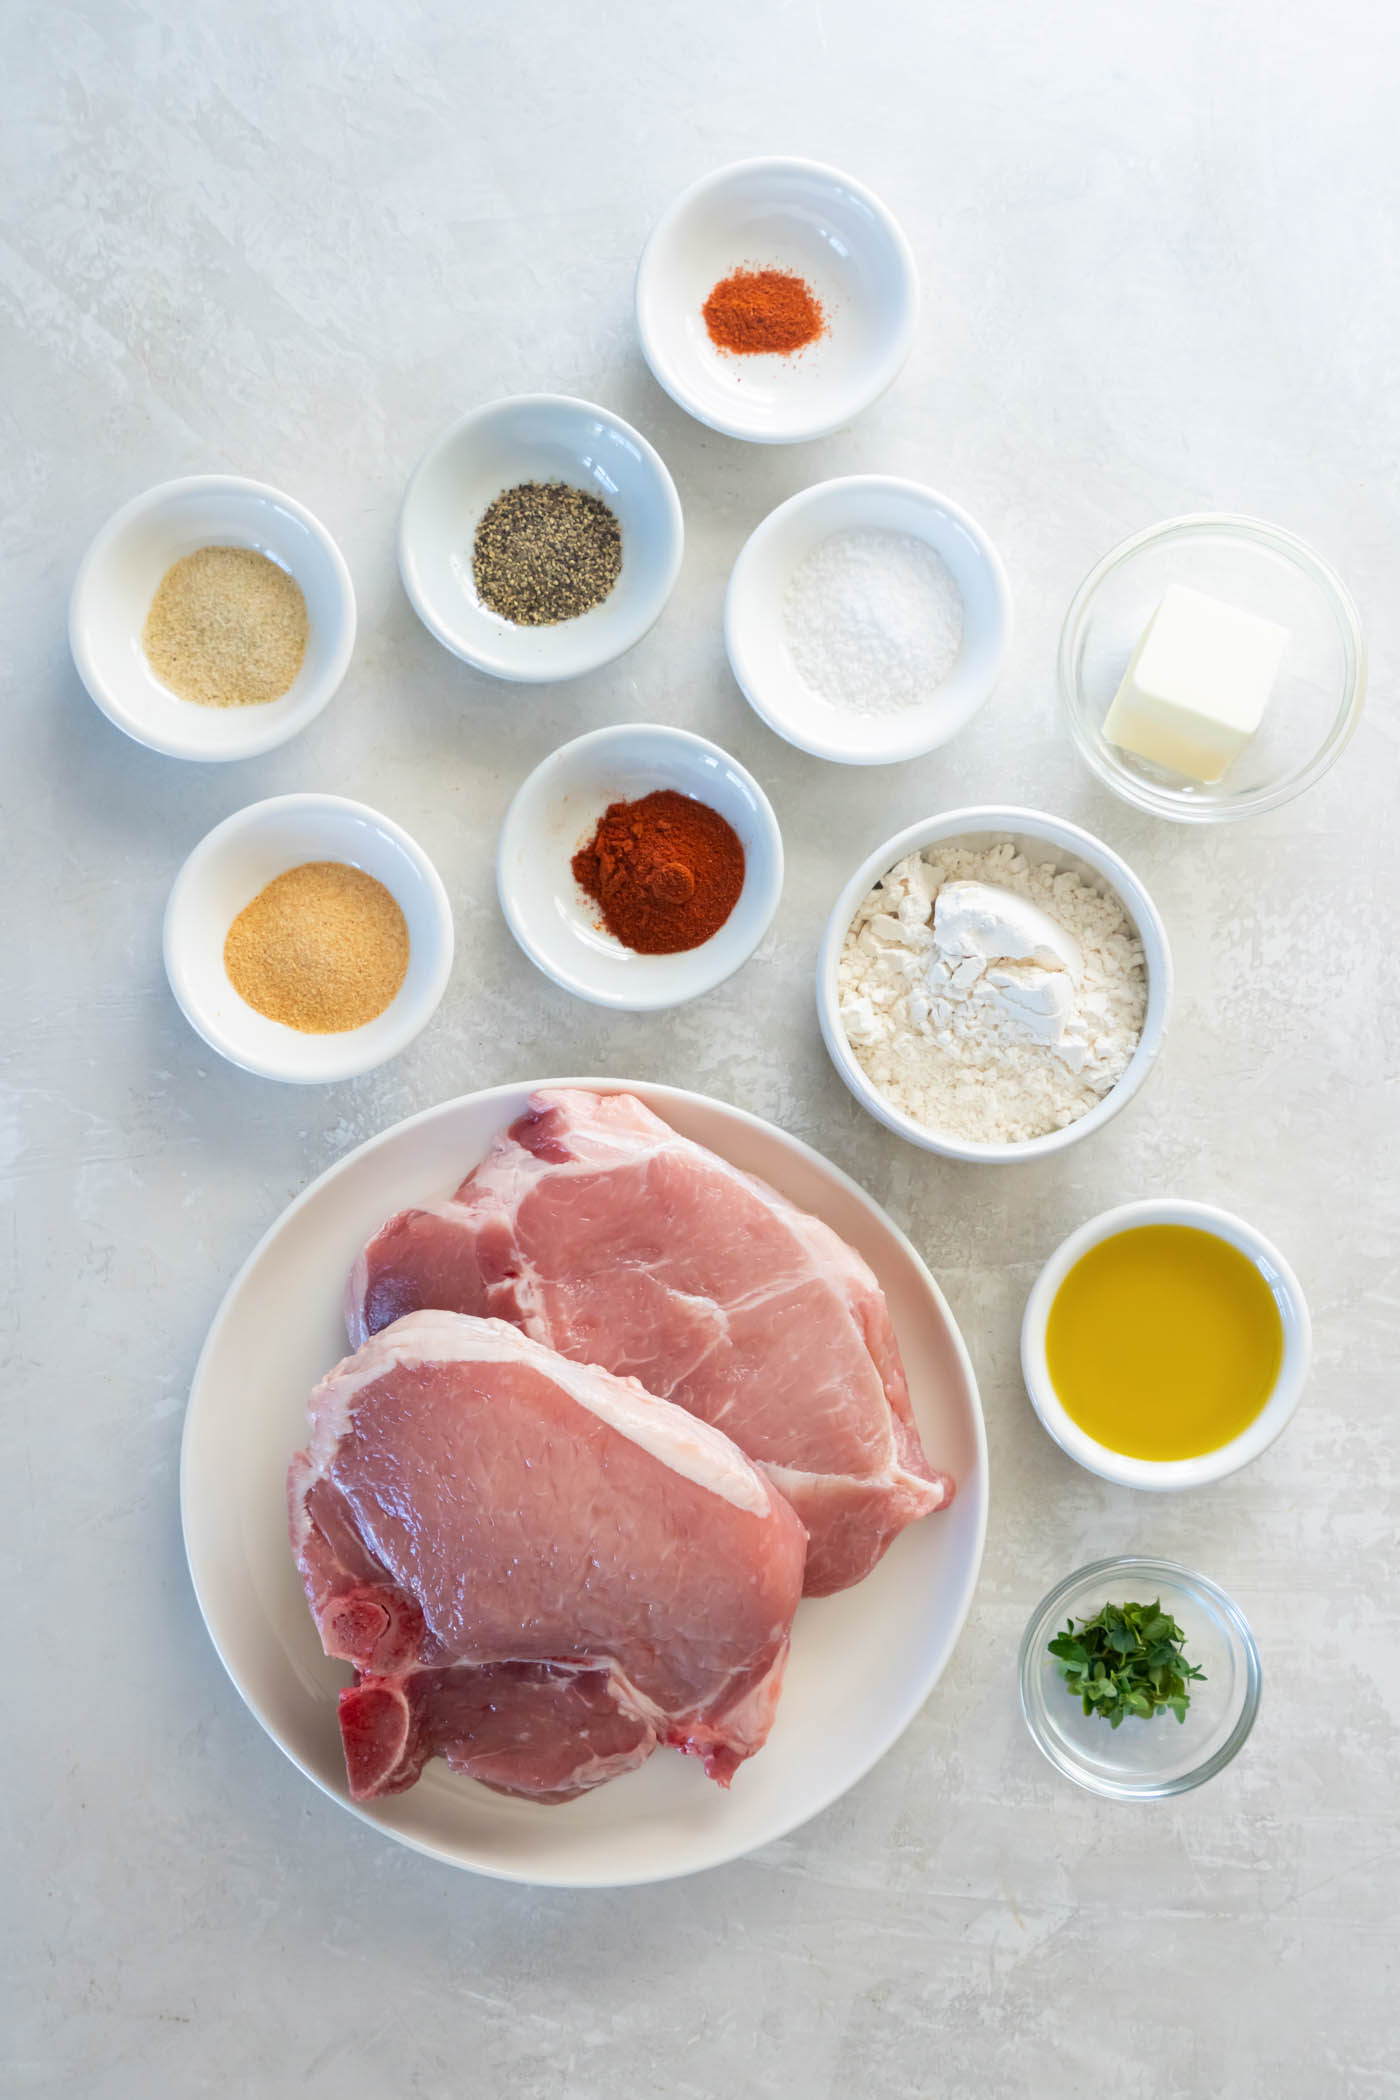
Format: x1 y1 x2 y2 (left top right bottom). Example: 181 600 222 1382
838 841 1148 1144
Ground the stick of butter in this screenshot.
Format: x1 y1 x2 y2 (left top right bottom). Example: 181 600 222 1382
1103 583 1289 784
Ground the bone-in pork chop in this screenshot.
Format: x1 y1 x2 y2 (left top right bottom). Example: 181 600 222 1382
347 1089 954 1595
289 1309 807 1802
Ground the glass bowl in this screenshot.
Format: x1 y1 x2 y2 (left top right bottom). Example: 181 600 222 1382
1058 515 1365 823
1019 1557 1261 1798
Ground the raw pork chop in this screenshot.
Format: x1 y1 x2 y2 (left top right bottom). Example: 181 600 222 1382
289 1309 807 1803
347 1088 954 1595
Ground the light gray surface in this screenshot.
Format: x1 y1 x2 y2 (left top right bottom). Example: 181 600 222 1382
4 4 1398 2095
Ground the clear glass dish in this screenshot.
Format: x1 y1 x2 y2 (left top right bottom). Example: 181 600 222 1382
1019 1556 1261 1798
1058 515 1365 823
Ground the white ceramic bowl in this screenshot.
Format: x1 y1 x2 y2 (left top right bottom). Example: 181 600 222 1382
817 806 1171 1163
635 158 919 444
1020 1200 1311 1489
69 475 356 761
398 396 684 683
497 724 783 1010
164 795 454 1083
726 476 1012 763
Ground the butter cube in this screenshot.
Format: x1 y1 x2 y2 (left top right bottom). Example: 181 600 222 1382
1103 584 1288 784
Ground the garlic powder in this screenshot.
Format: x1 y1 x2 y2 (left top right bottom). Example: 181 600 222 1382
838 841 1148 1145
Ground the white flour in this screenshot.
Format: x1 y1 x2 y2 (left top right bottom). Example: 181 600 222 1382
784 528 963 716
838 841 1148 1144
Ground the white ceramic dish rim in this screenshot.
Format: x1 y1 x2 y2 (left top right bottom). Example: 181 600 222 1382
179 1077 988 1887
816 805 1172 1163
634 155 921 444
163 793 455 1083
724 476 1013 764
495 724 785 1011
1057 512 1368 824
68 473 357 761
396 393 685 683
1017 1555 1263 1798
1019 1199 1312 1490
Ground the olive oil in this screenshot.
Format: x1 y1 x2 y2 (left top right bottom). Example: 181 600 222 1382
1045 1224 1284 1461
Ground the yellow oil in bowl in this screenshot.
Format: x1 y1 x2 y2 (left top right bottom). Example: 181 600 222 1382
1045 1224 1284 1461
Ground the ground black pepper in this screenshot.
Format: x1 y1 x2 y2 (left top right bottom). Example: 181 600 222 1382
472 480 622 625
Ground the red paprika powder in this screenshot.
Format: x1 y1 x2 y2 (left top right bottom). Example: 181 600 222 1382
702 266 826 356
572 789 746 955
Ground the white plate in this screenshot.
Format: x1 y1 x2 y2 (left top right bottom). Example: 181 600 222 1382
181 1080 987 1887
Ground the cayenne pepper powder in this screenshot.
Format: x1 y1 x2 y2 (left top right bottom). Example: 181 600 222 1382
702 266 826 356
572 790 746 955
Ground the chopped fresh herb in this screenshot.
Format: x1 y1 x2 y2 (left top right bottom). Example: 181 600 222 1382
1048 1598 1205 1728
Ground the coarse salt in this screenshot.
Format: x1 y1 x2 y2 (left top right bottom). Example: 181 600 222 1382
838 841 1148 1145
784 528 963 717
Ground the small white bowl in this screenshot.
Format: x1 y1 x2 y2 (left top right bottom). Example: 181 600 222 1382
70 476 356 761
398 396 684 683
164 794 454 1083
497 724 783 1010
817 806 1171 1163
726 476 1012 763
635 158 919 444
1020 1200 1311 1489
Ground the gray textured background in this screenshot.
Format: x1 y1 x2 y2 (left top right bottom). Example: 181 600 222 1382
5 3 1397 2095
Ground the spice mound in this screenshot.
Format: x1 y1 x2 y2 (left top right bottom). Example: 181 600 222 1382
142 546 308 709
703 267 825 357
473 481 622 626
839 842 1147 1144
224 861 410 1033
572 790 745 955
785 528 963 718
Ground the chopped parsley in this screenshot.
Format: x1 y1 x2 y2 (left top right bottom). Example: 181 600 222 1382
1049 1598 1205 1727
